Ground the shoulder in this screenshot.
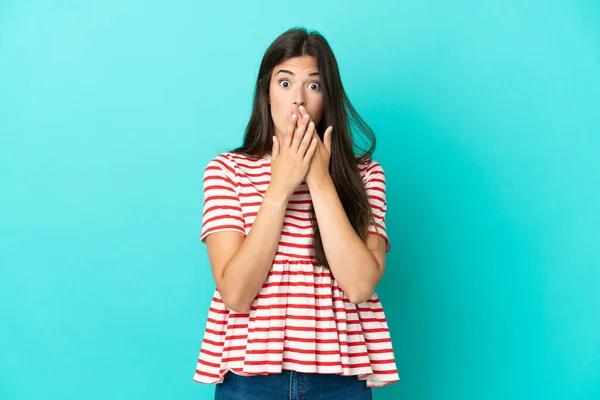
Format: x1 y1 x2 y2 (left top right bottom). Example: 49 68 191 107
358 158 386 182
203 152 271 182
205 152 267 170
203 153 237 178
203 152 250 173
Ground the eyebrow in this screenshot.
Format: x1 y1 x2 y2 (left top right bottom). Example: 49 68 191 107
276 69 319 77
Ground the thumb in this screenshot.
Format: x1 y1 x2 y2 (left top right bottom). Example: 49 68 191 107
324 127 333 153
272 136 280 159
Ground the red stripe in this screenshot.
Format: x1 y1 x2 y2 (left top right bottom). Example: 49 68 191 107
288 198 312 204
293 189 310 195
242 223 314 231
202 225 245 237
276 241 314 249
200 348 221 357
209 307 230 315
239 180 270 187
231 161 271 170
261 281 332 289
371 369 398 375
281 358 372 368
365 163 381 173
367 194 385 203
198 358 221 368
256 292 334 300
280 231 314 238
284 214 313 222
209 158 236 175
204 194 239 203
207 318 228 325
203 213 244 226
369 358 396 365
223 345 246 352
239 191 266 198
224 334 248 341
273 251 315 260
367 186 385 194
221 356 246 364
365 348 394 354
266 270 330 277
281 221 312 230
369 203 385 213
204 184 237 194
203 204 242 217
245 302 383 313
202 338 223 347
195 369 220 379
270 260 321 266
236 170 271 178
368 169 384 177
242 348 368 357
206 315 386 326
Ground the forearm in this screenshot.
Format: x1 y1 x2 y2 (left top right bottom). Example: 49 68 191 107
309 176 381 303
221 189 289 311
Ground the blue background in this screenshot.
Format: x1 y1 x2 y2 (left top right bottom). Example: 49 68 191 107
1 1 599 399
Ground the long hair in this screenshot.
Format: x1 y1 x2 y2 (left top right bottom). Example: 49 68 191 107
232 27 377 268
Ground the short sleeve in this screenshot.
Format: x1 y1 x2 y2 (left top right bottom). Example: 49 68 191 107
200 156 246 243
364 161 391 252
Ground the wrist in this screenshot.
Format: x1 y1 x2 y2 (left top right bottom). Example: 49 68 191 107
264 187 292 208
307 172 333 191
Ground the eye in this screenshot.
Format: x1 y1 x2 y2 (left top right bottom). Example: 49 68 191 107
279 79 291 88
309 81 321 91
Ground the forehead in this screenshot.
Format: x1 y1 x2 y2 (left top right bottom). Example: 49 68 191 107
272 56 318 75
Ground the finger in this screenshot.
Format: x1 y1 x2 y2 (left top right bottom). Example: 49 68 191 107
303 137 318 163
324 126 333 153
292 104 305 124
298 120 315 155
290 104 301 124
283 113 298 147
272 136 280 159
298 105 310 120
292 112 310 150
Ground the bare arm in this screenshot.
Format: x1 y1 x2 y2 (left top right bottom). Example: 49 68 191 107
308 175 387 304
205 190 290 313
203 111 318 312
294 104 389 304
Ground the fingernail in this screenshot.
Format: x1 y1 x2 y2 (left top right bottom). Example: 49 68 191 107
292 114 297 120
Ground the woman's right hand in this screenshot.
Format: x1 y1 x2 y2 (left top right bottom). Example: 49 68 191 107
269 110 319 200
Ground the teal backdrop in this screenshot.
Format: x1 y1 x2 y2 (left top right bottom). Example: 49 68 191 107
1 1 599 399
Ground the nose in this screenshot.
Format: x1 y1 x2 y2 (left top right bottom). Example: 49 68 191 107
292 86 306 107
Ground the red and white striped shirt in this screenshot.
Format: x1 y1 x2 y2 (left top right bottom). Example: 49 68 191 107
193 152 399 388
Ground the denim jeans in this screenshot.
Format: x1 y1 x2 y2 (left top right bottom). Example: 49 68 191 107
214 370 373 400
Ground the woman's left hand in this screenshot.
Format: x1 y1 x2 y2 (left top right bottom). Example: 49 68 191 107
295 105 333 187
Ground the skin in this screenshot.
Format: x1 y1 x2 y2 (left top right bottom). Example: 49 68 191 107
205 56 387 312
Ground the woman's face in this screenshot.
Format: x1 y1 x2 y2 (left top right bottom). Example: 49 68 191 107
268 56 324 137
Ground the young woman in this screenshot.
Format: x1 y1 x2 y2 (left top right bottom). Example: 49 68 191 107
193 27 399 399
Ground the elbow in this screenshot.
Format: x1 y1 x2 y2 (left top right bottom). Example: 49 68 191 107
223 299 251 313
347 288 375 305
227 303 251 313
221 293 251 313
